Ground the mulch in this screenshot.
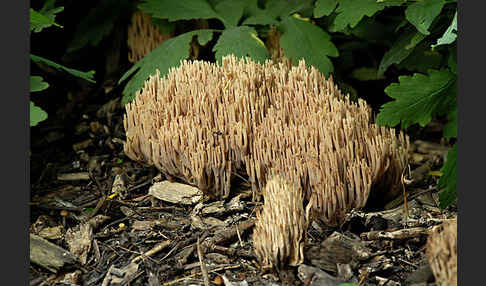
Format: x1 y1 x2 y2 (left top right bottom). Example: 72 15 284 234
30 92 456 286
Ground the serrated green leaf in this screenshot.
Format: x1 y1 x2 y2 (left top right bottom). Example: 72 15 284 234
331 0 403 32
378 29 426 76
138 0 220 22
432 10 457 48
351 67 385 81
30 101 48 127
119 30 215 105
213 0 247 28
405 0 445 35
30 76 49 92
213 26 269 64
30 55 96 83
376 69 456 129
30 8 63 32
314 0 338 18
438 144 457 208
443 108 457 139
279 16 338 75
67 0 134 53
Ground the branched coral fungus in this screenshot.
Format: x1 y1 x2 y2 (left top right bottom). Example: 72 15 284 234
123 55 409 267
426 218 457 286
127 11 173 63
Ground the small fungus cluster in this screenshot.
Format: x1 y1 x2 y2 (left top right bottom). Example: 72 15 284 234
127 11 173 63
426 218 457 286
123 55 409 269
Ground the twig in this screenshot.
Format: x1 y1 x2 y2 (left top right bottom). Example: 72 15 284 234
197 237 210 286
132 240 171 263
236 224 243 246
158 241 181 263
401 171 409 219
361 227 429 240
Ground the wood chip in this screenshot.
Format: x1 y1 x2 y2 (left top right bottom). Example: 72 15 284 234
306 232 371 274
297 264 348 286
30 234 78 273
149 181 204 205
57 172 90 181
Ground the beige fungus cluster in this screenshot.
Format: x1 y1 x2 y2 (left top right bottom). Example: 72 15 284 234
252 175 308 269
127 11 173 63
426 219 457 286
123 55 409 268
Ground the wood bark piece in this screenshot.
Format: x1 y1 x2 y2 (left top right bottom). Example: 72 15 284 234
101 262 140 286
65 214 110 265
297 264 348 286
149 181 203 205
305 231 371 274
30 234 78 273
201 219 255 253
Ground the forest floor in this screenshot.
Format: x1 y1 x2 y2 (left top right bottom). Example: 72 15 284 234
29 90 457 286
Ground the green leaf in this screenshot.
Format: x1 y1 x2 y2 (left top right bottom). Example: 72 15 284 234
30 55 96 83
438 144 457 208
213 26 269 63
119 29 214 105
432 10 457 48
331 0 404 32
351 67 385 81
378 29 426 76
30 8 63 32
30 101 48 127
443 107 457 139
30 76 49 92
279 15 338 75
314 0 338 18
376 69 456 129
67 0 134 53
138 0 220 22
213 0 247 28
405 0 445 35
